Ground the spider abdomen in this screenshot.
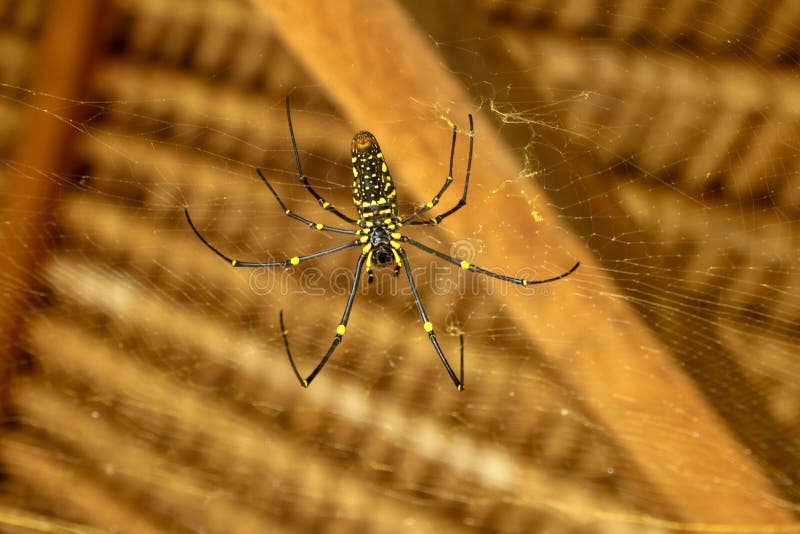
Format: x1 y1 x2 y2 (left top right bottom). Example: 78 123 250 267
351 130 399 226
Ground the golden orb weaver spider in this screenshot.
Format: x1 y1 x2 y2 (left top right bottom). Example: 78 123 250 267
184 96 580 391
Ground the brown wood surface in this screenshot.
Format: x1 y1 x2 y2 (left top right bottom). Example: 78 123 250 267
258 0 796 525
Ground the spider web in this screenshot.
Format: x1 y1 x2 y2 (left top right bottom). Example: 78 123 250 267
1 1 799 532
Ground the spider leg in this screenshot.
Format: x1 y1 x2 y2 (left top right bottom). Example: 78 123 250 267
256 169 356 235
285 96 358 225
401 235 580 286
404 114 474 226
397 248 464 391
400 122 458 225
280 253 368 387
185 208 359 267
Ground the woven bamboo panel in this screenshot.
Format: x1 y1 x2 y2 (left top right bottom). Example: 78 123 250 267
0 0 798 532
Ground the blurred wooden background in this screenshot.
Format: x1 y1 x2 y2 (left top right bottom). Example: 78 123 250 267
0 0 798 532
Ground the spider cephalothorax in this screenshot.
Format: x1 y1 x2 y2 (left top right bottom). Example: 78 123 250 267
364 225 400 282
185 96 579 391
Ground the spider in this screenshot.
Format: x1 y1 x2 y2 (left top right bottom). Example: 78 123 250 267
184 96 580 391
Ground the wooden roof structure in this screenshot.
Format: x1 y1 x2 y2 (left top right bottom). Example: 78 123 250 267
0 0 798 531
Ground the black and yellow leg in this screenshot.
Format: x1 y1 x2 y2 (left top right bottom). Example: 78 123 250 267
401 235 580 286
184 208 361 268
364 243 375 283
280 252 368 387
256 169 357 235
285 96 358 225
397 248 464 390
404 114 474 226
391 242 403 276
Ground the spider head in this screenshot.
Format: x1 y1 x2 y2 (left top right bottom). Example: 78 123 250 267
369 228 400 271
352 131 379 154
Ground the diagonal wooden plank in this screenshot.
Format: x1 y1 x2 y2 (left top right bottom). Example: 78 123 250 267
257 0 796 524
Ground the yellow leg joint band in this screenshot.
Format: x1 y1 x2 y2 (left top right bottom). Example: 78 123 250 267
460 260 470 270
290 256 300 265
391 249 403 266
336 324 347 336
423 321 433 333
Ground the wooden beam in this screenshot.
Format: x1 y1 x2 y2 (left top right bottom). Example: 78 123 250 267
0 1 107 407
258 0 796 524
